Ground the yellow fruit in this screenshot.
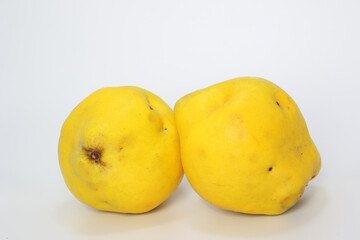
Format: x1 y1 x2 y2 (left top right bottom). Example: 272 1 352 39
174 77 321 215
58 87 183 213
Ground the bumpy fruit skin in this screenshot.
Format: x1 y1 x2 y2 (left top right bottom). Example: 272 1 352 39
58 87 183 213
175 77 321 215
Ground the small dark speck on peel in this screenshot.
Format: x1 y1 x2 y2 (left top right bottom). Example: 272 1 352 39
268 167 273 171
149 105 153 110
276 101 280 107
164 128 167 130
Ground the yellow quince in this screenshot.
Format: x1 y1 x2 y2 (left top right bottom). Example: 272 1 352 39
58 87 183 213
174 77 321 215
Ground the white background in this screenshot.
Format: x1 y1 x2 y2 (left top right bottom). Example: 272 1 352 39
1 0 360 239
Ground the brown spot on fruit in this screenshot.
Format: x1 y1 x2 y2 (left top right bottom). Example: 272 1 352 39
280 195 291 209
83 146 106 166
101 200 114 208
149 105 153 110
87 182 98 191
280 186 305 209
268 167 273 171
228 114 246 140
89 151 101 163
212 182 232 187
164 128 167 130
311 175 316 180
276 101 280 106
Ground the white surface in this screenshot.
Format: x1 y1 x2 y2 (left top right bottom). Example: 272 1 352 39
1 0 360 239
